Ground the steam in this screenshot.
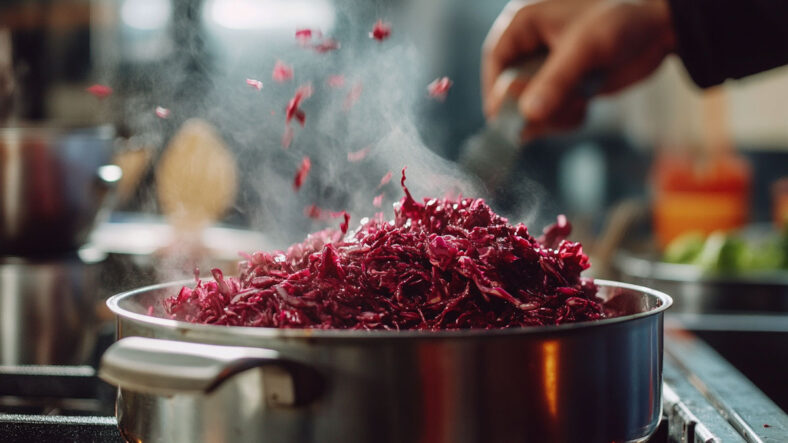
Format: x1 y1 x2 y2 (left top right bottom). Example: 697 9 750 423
108 0 549 263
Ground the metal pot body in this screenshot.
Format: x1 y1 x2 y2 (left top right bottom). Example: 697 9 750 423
103 280 671 443
0 125 118 255
614 251 788 314
0 249 104 364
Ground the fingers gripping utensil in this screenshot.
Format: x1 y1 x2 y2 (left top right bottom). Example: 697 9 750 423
459 54 604 188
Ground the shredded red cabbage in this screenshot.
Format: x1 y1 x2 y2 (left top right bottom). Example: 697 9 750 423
286 84 313 126
312 38 340 53
378 171 393 188
281 125 294 149
304 205 346 221
343 83 363 110
86 84 113 99
155 106 170 119
245 78 263 90
327 75 345 88
293 156 311 191
272 61 293 83
427 77 453 101
295 29 314 46
166 169 603 330
347 146 371 162
370 20 392 41
305 204 325 219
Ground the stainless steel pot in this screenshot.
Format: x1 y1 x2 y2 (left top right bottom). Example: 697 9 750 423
100 280 671 443
0 124 120 255
614 250 788 314
0 247 106 364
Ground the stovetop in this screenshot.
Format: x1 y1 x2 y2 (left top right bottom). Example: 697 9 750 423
0 328 784 443
0 365 120 442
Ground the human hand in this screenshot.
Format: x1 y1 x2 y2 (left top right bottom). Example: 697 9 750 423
481 0 675 139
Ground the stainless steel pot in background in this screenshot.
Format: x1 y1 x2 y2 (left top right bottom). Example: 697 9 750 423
596 201 788 315
100 280 671 443
0 247 106 365
614 250 788 314
0 125 120 255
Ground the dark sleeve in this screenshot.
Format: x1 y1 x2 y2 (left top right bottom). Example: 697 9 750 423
666 0 788 88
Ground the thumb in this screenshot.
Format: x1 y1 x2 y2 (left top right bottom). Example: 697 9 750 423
519 31 599 123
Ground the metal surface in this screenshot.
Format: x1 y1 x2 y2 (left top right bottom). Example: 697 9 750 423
662 328 788 442
663 366 743 442
614 251 788 314
0 249 105 364
89 215 269 261
0 340 780 443
0 125 119 254
101 279 670 443
100 337 323 406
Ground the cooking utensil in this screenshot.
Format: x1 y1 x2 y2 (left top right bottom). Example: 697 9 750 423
0 124 121 255
156 118 238 233
0 247 106 364
152 118 239 279
100 279 671 443
460 54 603 187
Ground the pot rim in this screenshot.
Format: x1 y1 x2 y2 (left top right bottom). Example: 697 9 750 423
614 250 788 286
107 279 672 340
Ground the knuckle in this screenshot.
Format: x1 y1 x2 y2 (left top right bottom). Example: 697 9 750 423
482 2 535 57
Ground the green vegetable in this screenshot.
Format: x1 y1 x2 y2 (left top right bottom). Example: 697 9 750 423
663 227 788 272
664 231 705 264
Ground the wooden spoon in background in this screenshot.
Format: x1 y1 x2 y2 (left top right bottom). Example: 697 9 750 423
154 118 238 271
111 141 154 205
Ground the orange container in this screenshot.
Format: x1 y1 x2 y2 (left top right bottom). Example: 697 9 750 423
773 178 788 228
652 153 751 248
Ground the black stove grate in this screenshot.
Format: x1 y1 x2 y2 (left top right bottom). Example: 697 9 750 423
0 414 121 443
0 365 122 443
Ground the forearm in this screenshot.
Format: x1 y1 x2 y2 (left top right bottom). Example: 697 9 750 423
668 0 788 88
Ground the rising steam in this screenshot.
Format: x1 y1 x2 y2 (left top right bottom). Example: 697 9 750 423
110 0 547 258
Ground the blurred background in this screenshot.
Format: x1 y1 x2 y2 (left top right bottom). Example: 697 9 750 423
3 0 787 242
0 0 787 424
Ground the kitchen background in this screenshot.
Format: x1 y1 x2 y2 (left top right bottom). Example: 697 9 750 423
0 0 786 440
4 0 788 240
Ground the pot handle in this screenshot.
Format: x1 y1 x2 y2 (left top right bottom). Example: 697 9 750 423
99 336 324 407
